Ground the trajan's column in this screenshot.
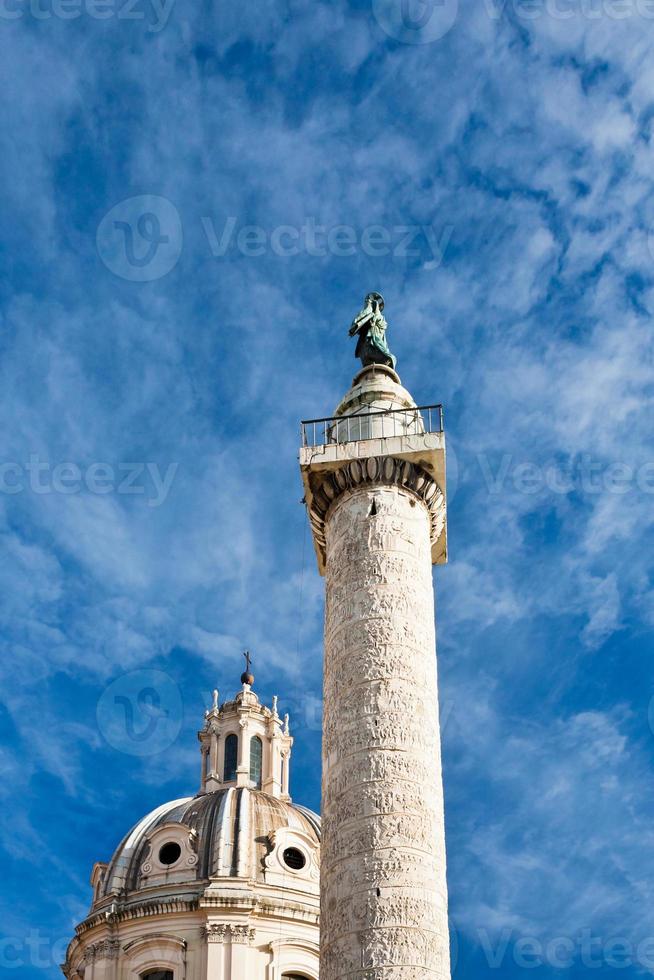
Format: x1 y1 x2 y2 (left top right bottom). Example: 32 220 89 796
299 293 450 980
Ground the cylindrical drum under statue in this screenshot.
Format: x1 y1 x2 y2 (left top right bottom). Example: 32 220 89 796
300 355 450 980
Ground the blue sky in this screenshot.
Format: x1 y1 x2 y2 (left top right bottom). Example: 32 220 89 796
1 0 654 977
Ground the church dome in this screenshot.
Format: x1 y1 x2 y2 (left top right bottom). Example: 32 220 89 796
65 677 321 980
95 787 320 903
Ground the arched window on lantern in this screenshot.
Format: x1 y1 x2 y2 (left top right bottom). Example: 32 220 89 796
223 733 238 782
250 735 263 789
142 972 174 980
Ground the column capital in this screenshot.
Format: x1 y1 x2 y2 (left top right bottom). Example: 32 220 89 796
203 923 256 945
303 455 446 572
84 938 120 962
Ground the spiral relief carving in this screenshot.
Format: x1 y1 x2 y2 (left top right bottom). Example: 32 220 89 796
321 482 450 980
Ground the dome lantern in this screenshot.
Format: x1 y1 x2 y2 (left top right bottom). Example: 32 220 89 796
197 670 293 799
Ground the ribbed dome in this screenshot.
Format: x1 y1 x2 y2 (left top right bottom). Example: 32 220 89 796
98 787 320 901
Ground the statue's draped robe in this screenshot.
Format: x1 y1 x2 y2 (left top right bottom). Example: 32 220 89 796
355 313 397 370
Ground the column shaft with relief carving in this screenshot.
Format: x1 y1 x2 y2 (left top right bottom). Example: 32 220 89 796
320 483 450 980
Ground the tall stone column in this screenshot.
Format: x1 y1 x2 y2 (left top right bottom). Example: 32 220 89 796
300 364 449 980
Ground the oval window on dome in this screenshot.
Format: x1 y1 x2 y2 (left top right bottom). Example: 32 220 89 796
158 841 182 866
282 846 307 871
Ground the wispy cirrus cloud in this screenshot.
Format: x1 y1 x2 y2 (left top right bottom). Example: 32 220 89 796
0 0 653 977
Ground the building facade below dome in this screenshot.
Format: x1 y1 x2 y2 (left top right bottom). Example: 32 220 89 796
63 682 320 980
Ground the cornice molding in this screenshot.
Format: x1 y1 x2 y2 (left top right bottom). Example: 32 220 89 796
76 896 200 935
307 455 445 561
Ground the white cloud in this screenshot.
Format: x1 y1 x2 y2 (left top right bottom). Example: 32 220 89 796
0 0 653 966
